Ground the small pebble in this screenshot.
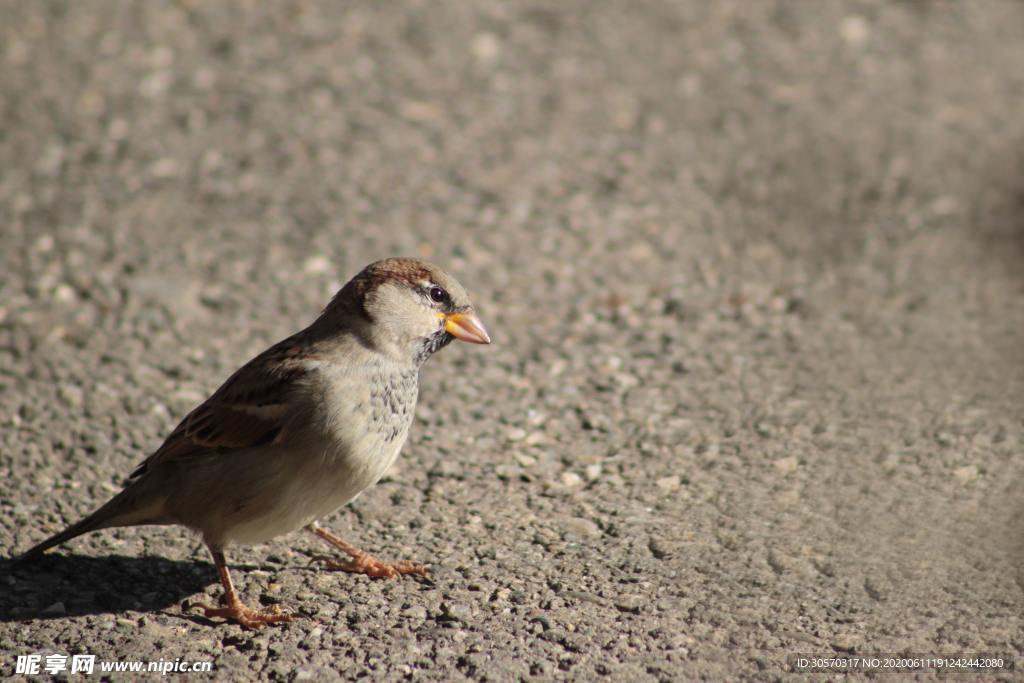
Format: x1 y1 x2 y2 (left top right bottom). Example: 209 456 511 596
53 284 77 303
58 384 84 408
561 472 583 487
648 537 671 560
614 595 643 613
953 465 978 482
562 590 604 605
471 32 501 64
443 603 473 622
655 475 681 492
495 464 524 480
773 456 799 473
303 256 331 275
524 432 546 446
402 605 428 620
839 15 869 47
507 428 527 442
561 517 601 538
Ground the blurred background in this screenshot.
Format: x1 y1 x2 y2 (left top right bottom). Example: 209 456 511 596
2 1 1024 678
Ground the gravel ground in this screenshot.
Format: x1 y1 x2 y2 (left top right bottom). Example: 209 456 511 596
3 1 1024 680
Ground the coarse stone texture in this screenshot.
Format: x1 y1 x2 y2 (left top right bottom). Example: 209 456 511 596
2 1 1024 680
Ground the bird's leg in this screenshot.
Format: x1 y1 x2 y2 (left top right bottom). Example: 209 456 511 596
306 524 429 578
194 547 293 629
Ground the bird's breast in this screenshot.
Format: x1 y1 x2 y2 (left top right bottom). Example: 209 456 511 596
367 366 419 443
315 361 419 486
194 360 421 546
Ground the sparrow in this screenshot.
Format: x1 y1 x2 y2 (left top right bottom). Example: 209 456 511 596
16 257 491 629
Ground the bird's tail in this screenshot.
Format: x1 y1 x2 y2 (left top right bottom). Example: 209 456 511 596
15 484 168 562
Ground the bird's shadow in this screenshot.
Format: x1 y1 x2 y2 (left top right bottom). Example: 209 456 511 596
0 554 213 622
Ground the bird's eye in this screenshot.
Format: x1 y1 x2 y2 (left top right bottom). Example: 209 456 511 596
429 286 448 303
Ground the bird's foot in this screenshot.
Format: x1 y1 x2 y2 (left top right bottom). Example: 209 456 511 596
195 600 294 629
312 553 429 579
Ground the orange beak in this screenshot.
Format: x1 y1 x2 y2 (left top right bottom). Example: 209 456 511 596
443 311 491 344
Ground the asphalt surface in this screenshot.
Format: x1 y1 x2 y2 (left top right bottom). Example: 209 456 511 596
3 1 1024 680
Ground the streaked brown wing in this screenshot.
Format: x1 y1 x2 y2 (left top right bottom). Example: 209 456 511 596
129 336 313 478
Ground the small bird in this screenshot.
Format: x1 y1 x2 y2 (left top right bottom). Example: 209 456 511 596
16 257 490 628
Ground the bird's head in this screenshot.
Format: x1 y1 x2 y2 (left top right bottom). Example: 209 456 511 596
322 257 490 365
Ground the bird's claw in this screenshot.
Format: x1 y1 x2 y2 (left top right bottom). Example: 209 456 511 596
193 600 294 629
312 553 429 579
